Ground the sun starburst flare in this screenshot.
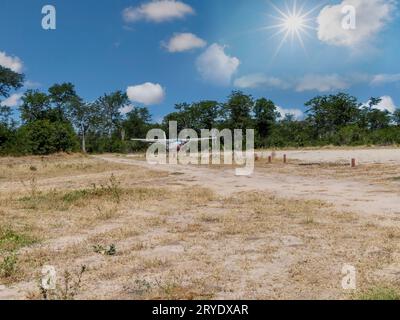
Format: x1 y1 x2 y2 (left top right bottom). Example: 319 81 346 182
265 0 321 57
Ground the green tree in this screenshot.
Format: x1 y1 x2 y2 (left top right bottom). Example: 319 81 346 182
393 109 400 126
0 66 24 130
253 98 278 141
68 98 101 153
48 83 78 121
0 105 13 127
163 101 221 132
123 106 152 139
96 91 129 138
19 90 51 123
0 66 24 98
305 93 361 139
359 98 391 130
222 91 254 130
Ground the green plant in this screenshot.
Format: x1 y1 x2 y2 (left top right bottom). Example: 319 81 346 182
93 244 116 256
357 287 400 300
0 253 18 278
130 279 152 296
0 227 36 252
105 174 121 203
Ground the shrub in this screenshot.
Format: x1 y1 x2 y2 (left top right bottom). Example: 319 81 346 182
15 120 79 155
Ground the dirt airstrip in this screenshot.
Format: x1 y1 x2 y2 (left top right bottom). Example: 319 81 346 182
0 148 399 300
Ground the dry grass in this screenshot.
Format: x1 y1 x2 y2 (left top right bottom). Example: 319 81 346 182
0 154 399 300
253 158 400 192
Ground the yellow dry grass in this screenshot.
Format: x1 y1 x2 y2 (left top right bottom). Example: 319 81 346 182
0 154 399 300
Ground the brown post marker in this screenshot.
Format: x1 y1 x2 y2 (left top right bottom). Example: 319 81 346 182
268 156 272 163
351 158 356 168
283 154 287 164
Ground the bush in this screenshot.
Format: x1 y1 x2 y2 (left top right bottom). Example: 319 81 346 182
15 120 79 155
331 125 368 146
0 124 12 154
368 127 400 145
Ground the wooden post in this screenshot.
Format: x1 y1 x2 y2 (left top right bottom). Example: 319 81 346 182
351 158 356 168
268 156 272 163
283 154 287 164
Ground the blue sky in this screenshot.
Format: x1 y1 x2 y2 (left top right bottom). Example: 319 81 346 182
1 0 399 122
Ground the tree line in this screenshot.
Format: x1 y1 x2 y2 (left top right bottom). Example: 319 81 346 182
1 66 400 155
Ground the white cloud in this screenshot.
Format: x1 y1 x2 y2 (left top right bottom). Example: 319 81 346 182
0 51 23 73
363 96 397 113
317 0 395 48
234 73 289 89
122 0 194 23
0 93 22 107
163 33 206 52
127 82 165 105
196 44 240 86
296 74 350 92
24 80 41 89
276 106 304 120
370 73 400 86
119 105 134 115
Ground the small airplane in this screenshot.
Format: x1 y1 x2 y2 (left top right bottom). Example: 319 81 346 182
131 137 216 151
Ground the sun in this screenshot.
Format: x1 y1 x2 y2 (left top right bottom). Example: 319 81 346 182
284 14 306 33
265 0 320 56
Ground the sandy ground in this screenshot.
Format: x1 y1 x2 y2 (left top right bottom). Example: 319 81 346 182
97 152 400 221
257 148 400 165
0 150 399 300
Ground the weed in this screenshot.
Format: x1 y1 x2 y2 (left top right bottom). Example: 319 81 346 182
128 279 152 296
0 253 18 278
302 216 315 225
356 287 400 300
93 244 117 256
0 227 36 252
40 265 87 300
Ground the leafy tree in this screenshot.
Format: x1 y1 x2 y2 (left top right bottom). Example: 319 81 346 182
393 109 400 126
0 66 24 98
0 123 13 153
68 98 101 153
269 118 314 147
0 66 24 130
362 109 391 131
190 100 221 130
163 103 192 132
305 93 361 139
19 90 51 123
359 98 391 130
222 91 254 130
48 83 78 121
253 98 278 141
123 106 152 139
163 101 221 132
0 105 13 127
96 91 129 138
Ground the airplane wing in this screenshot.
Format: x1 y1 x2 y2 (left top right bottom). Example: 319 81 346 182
132 137 216 142
180 137 217 142
131 139 166 143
